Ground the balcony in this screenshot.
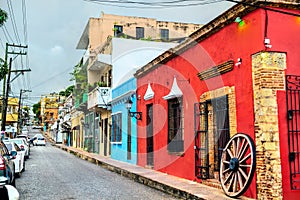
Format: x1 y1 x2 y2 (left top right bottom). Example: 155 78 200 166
88 87 111 110
75 92 88 111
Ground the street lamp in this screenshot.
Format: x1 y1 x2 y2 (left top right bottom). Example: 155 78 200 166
125 99 142 120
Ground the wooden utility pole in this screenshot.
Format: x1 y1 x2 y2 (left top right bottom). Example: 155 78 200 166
1 43 29 133
17 89 31 133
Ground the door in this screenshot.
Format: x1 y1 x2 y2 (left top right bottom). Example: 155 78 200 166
127 113 132 160
194 95 230 179
146 104 154 166
103 118 108 156
212 95 230 173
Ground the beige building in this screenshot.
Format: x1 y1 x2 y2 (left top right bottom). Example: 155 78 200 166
76 12 202 156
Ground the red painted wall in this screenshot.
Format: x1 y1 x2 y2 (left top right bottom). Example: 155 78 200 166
268 8 300 200
136 7 300 199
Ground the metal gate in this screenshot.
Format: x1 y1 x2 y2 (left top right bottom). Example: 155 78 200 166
286 75 300 190
194 102 209 179
194 95 230 179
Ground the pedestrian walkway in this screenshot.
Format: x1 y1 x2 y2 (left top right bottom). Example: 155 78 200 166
50 142 253 200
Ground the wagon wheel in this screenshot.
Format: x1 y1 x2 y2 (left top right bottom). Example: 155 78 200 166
220 133 256 198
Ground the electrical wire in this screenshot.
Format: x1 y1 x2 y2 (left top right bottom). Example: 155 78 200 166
2 25 14 43
6 0 21 43
84 0 223 9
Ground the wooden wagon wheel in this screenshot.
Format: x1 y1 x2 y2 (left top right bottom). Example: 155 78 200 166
220 133 256 198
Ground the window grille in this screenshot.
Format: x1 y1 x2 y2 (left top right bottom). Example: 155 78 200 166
136 27 144 39
112 113 122 142
114 25 123 37
160 29 169 41
286 75 300 190
167 97 183 152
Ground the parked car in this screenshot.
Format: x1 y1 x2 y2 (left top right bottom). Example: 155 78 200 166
0 176 19 200
3 141 25 177
21 126 28 135
0 142 16 186
33 134 46 146
9 138 30 159
32 125 42 129
16 134 30 145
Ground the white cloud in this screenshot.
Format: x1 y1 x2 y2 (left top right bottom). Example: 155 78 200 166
50 45 64 55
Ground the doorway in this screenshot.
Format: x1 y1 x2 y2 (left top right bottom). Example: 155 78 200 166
146 104 154 166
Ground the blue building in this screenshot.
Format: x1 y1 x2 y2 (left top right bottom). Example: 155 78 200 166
111 78 137 164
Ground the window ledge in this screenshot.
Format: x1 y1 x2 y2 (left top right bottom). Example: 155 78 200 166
168 151 185 157
111 142 122 145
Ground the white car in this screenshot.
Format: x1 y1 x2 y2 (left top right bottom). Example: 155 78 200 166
16 134 30 144
10 138 30 159
33 135 46 146
3 141 25 177
21 127 29 135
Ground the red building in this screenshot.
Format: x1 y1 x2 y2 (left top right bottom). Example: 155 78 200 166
134 1 300 199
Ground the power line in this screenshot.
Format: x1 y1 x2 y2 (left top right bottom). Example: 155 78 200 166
6 0 21 43
31 67 73 89
2 25 14 43
84 0 223 9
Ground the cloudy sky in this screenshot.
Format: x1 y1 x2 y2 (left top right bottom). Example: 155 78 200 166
0 0 234 105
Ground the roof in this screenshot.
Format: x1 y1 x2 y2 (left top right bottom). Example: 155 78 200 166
134 0 300 78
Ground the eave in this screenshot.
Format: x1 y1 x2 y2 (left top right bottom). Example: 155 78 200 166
76 21 90 50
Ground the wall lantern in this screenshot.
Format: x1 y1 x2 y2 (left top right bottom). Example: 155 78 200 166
125 99 142 120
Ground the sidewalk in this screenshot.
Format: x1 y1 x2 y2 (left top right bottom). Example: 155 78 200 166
48 141 253 200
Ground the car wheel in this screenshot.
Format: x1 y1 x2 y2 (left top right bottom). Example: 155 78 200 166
16 172 21 178
11 176 16 187
22 161 25 172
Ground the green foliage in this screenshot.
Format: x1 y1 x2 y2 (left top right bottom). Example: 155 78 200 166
32 102 40 118
59 85 74 97
0 8 8 27
0 58 8 81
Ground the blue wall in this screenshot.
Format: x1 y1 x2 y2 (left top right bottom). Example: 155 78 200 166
111 78 137 164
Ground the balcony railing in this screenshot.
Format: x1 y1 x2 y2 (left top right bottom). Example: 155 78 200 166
75 92 88 110
88 87 111 110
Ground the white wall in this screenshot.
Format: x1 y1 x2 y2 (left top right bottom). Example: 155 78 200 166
111 38 177 88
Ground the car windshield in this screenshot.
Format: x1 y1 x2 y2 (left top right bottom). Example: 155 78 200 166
11 139 24 145
4 143 12 151
34 134 43 137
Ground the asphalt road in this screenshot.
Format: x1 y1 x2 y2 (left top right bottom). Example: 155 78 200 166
16 129 178 200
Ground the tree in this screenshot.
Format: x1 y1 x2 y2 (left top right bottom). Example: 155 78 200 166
59 85 75 97
0 58 8 81
0 8 8 81
0 8 8 27
32 102 41 120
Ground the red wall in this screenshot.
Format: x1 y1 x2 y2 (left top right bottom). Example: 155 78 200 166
137 7 300 199
269 8 300 200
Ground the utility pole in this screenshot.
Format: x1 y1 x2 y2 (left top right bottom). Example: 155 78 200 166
1 43 29 133
17 89 31 134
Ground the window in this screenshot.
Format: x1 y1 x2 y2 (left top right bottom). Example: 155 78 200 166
136 27 144 39
160 29 169 41
114 25 123 37
112 113 122 142
167 98 183 152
